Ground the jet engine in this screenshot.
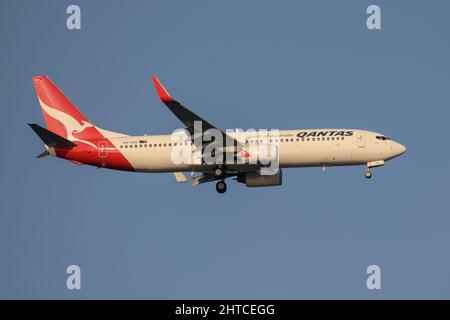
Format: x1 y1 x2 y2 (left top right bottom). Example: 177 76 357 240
237 169 282 187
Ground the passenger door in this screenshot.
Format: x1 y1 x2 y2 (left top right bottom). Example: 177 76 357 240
357 132 366 148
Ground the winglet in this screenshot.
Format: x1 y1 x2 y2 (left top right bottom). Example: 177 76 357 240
152 76 175 103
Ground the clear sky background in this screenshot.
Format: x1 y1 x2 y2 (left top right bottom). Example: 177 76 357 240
1 0 449 299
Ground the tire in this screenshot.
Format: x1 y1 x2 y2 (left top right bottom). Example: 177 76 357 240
214 167 223 177
215 181 227 193
365 171 372 179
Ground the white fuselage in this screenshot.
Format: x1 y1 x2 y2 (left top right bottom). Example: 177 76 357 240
103 129 406 173
30 75 407 192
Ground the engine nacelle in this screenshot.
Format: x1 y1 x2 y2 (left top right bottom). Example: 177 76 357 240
238 169 282 187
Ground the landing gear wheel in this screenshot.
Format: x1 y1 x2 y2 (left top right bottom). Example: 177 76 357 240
214 167 223 178
365 170 372 179
215 180 227 193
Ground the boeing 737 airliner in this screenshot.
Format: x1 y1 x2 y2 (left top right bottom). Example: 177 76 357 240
28 76 406 193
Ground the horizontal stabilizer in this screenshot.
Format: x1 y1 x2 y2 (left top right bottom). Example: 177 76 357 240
36 149 50 158
28 123 77 149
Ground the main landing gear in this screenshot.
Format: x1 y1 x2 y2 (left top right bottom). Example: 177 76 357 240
365 170 373 179
214 167 223 178
214 166 227 193
214 165 227 178
215 180 227 194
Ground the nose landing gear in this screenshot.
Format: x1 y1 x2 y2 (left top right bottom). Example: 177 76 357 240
364 160 384 179
215 180 227 193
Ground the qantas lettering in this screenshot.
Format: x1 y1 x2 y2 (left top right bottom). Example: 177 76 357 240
297 131 354 138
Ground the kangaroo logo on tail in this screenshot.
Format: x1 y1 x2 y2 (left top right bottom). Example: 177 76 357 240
38 98 97 148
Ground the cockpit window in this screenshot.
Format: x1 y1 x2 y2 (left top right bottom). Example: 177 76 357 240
376 136 390 141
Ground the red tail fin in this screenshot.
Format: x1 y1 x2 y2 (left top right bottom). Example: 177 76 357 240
32 76 101 142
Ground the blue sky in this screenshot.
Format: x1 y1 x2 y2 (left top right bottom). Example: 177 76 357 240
1 0 450 299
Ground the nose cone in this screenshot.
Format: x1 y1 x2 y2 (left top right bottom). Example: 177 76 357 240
394 142 407 156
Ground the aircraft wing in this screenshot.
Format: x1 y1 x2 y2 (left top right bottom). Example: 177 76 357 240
151 76 242 149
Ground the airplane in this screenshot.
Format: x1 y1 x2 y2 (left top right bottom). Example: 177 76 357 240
28 75 407 194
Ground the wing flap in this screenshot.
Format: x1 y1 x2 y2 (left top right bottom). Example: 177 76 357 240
174 172 190 183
